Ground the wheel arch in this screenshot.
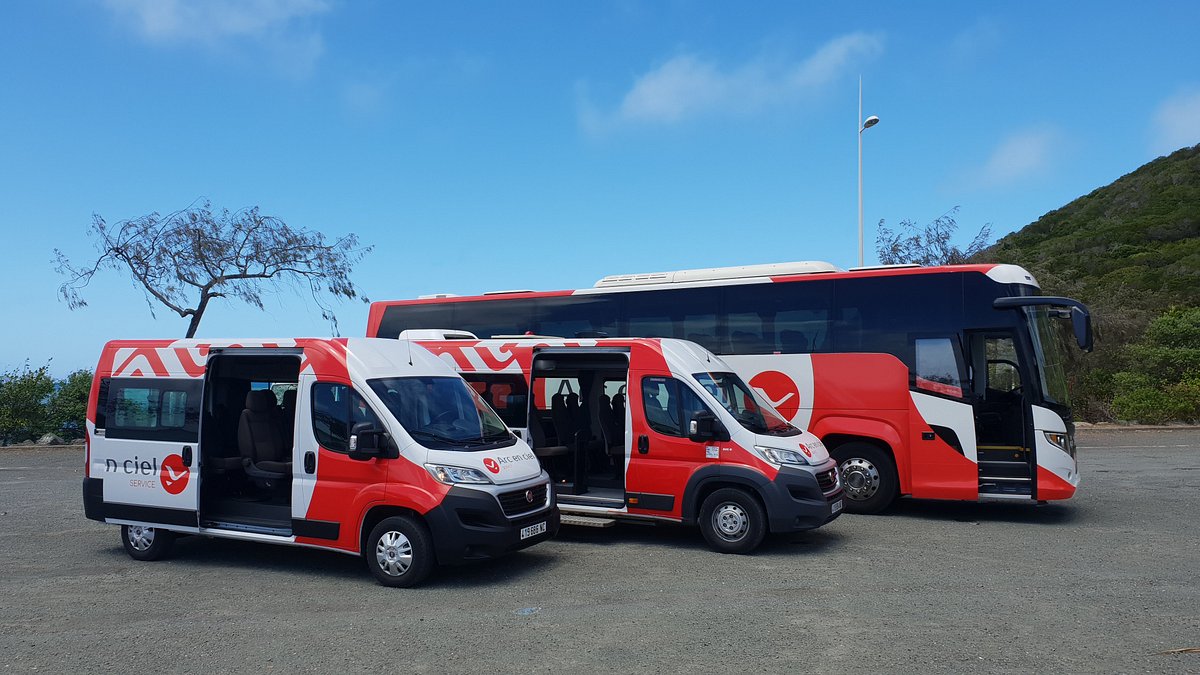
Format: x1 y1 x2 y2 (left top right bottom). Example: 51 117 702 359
819 425 909 496
681 465 772 525
359 504 423 557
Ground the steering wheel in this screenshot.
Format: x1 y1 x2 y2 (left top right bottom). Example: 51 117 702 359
431 410 456 424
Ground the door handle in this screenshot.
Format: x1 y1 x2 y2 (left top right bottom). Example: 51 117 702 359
304 451 316 474
181 445 193 467
637 435 649 454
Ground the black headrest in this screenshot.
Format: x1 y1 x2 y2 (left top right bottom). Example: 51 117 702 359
246 389 277 412
281 389 297 409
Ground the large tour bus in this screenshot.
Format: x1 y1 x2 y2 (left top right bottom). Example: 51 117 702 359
367 261 1094 514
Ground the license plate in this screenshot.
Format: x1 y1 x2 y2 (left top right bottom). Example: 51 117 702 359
520 521 547 540
831 500 844 514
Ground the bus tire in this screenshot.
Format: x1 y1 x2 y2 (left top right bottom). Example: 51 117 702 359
699 488 767 554
120 524 175 561
833 442 898 514
366 516 434 588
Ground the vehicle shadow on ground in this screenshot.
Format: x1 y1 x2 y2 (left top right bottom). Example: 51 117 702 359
553 521 843 556
885 498 1080 525
103 535 556 588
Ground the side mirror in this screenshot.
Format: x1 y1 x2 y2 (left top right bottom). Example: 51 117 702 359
688 411 729 443
1072 306 1094 352
349 421 393 461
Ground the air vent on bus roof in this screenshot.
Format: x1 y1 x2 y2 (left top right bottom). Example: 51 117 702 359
593 261 842 287
847 263 922 271
417 293 461 299
397 329 478 340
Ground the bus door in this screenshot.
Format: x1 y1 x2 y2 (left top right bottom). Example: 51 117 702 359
966 331 1035 497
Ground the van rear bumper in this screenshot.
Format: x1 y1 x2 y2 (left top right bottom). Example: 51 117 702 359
423 484 560 565
83 478 105 522
763 463 845 532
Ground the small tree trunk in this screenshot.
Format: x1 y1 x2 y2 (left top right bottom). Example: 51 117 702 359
185 294 212 338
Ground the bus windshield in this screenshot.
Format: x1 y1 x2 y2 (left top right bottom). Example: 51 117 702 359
368 376 515 450
693 372 799 436
1024 307 1072 407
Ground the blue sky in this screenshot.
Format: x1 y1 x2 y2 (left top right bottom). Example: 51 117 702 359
2 0 1199 375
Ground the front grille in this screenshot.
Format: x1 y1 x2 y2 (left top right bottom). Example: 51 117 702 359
816 468 839 493
497 484 548 516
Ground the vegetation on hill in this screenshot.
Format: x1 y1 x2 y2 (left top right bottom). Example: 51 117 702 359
980 144 1200 422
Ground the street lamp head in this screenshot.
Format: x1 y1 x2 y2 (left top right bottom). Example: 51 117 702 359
861 115 880 131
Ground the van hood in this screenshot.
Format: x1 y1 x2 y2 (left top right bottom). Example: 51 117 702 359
423 440 543 485
753 429 831 465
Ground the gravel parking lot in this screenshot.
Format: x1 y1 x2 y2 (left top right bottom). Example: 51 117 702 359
2 429 1198 673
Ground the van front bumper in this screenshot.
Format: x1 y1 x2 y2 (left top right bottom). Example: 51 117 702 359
763 462 845 532
423 481 560 565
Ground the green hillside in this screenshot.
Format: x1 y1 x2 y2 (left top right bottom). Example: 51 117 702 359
986 144 1200 315
979 144 1200 422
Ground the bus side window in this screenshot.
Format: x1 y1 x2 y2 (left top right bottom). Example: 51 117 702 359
914 337 967 398
463 374 529 428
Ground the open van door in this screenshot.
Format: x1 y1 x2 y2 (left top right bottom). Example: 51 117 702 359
93 376 203 529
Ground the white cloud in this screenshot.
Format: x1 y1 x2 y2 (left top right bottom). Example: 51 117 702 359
974 128 1059 188
580 31 884 132
1150 88 1200 155
101 0 331 76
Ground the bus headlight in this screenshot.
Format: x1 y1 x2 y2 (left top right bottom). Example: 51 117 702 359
755 446 811 466
425 464 493 485
1043 432 1068 451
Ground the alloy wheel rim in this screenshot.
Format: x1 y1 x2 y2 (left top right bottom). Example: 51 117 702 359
376 531 414 577
128 526 155 551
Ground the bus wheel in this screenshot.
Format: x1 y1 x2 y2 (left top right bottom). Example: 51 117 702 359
699 488 767 554
833 443 898 514
121 524 175 561
366 516 433 588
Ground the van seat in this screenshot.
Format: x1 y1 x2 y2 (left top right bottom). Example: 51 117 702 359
239 390 291 489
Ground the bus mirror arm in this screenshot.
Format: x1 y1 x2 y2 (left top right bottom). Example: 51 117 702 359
992 296 1094 353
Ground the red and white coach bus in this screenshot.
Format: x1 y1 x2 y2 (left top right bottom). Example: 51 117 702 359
367 261 1094 514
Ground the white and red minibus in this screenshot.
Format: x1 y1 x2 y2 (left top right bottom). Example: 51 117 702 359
83 337 558 587
368 261 1094 514
410 333 844 553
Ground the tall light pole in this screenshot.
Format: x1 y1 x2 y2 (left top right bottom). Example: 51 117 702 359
857 75 879 268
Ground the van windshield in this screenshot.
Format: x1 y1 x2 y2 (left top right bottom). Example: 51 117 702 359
368 376 516 451
693 372 799 437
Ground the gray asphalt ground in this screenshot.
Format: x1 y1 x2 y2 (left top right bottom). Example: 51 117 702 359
2 429 1198 673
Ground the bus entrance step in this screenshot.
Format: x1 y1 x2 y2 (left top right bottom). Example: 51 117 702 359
561 514 617 528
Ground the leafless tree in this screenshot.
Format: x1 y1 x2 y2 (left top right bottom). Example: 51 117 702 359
55 200 372 337
875 207 992 266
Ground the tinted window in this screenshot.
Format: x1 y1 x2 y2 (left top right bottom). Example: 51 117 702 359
104 378 202 442
833 275 965 362
535 295 620 338
723 280 834 354
914 337 967 398
453 298 536 337
640 376 711 437
376 303 453 338
624 287 722 353
463 374 529 427
311 383 383 453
